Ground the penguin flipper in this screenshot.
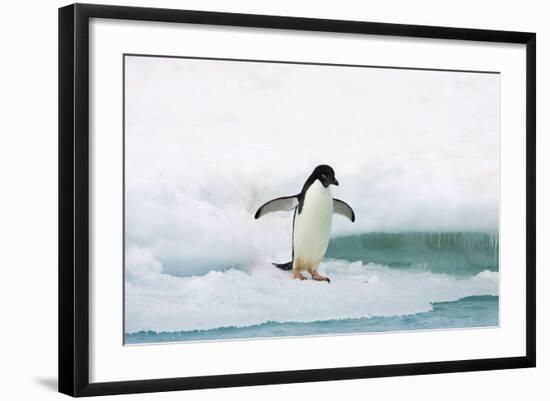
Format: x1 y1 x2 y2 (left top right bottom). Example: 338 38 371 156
333 198 355 222
255 195 299 219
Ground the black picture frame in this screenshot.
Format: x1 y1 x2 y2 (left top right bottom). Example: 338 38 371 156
59 3 536 397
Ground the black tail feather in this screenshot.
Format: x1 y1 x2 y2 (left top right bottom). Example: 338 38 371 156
273 261 293 271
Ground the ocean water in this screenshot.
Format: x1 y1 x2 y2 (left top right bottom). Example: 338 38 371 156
124 232 499 344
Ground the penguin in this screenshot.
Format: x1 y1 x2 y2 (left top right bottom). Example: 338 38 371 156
254 165 355 282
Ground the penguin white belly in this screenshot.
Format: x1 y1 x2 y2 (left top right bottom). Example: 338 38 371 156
292 181 333 272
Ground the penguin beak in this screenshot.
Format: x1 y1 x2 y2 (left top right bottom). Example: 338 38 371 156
333 178 339 186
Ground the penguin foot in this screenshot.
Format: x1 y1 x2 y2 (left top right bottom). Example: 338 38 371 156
293 271 307 280
310 271 330 283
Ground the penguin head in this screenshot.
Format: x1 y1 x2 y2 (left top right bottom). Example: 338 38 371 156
312 165 339 188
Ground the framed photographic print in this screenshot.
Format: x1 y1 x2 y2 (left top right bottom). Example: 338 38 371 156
58 3 536 397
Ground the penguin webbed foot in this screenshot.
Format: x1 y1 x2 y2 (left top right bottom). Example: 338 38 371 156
293 271 307 281
310 271 331 283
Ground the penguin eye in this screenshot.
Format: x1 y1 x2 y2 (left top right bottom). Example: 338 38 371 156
321 174 326 179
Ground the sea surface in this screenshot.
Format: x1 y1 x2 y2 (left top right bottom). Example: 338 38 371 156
125 232 499 344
